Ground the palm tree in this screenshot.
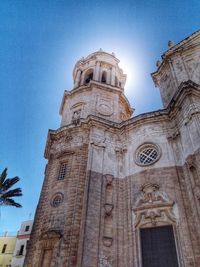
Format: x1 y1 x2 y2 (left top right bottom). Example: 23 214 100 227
0 168 22 208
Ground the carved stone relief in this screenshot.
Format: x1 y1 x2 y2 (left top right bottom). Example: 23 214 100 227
97 96 114 116
133 183 178 228
72 110 81 126
103 174 114 247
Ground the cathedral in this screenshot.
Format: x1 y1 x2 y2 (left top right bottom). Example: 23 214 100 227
25 30 200 267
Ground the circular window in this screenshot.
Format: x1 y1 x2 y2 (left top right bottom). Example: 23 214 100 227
135 143 161 166
51 193 64 207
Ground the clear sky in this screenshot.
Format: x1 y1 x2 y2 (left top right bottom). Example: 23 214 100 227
0 0 199 232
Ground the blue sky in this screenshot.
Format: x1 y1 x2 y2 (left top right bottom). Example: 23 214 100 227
0 0 199 232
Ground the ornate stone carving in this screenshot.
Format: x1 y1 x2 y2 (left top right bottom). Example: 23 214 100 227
72 110 81 126
133 183 177 228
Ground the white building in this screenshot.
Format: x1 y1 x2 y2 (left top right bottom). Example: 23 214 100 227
11 220 33 267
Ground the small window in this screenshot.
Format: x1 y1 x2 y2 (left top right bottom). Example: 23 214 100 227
58 163 67 180
51 193 64 207
18 245 24 256
2 244 7 253
25 225 30 232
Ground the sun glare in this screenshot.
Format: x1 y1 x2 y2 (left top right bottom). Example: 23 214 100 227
119 54 142 96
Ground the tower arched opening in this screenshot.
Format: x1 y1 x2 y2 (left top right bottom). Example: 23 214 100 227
115 76 118 87
101 71 107 84
84 69 94 84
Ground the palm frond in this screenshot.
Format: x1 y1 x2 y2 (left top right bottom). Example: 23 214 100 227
2 177 20 191
1 198 22 208
0 168 7 187
1 188 22 198
0 168 22 208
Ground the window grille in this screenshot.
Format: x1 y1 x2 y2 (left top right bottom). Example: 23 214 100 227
135 143 160 166
51 193 64 207
58 163 67 180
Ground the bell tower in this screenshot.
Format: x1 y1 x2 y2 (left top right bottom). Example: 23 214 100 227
60 49 133 126
25 50 133 267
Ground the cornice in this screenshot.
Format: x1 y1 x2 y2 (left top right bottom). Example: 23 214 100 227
59 80 132 115
46 80 200 159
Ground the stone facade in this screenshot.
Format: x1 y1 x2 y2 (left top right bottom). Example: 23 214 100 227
25 31 200 266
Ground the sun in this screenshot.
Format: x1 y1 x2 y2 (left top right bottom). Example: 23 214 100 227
118 53 143 96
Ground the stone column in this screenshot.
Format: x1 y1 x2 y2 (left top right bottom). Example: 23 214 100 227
74 69 81 88
111 66 115 86
94 62 100 81
80 70 85 85
107 68 111 84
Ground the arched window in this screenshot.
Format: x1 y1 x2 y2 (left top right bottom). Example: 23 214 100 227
101 71 107 83
115 76 118 87
84 69 93 84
